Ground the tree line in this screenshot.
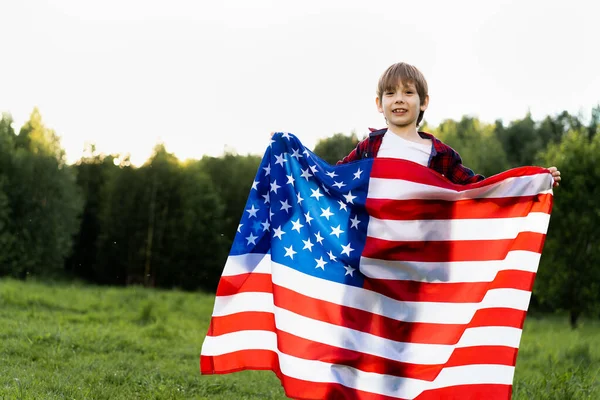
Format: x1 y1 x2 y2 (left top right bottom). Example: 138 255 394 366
0 107 599 327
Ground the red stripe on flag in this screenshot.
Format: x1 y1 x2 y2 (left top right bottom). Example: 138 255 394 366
200 349 277 375
216 272 273 296
363 270 536 303
367 193 553 221
363 232 547 262
371 159 547 190
469 308 526 329
214 269 536 305
208 311 275 335
416 384 512 400
445 346 518 368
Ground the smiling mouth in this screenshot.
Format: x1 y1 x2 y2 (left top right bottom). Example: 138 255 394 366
392 108 407 113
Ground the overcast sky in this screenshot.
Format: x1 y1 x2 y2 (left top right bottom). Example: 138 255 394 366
1 0 599 165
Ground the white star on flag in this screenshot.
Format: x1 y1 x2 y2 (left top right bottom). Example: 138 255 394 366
300 168 313 181
310 188 324 200
291 219 304 233
304 211 313 225
302 238 314 252
343 191 357 204
320 207 334 220
262 192 270 204
314 257 327 270
246 204 259 218
280 200 292 213
340 243 354 256
327 251 337 262
330 225 344 238
270 180 281 193
343 265 355 276
245 233 258 245
272 226 286 240
275 153 288 166
261 220 270 231
314 231 324 244
284 245 297 259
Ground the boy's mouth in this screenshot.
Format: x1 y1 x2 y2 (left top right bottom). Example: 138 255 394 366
392 108 407 113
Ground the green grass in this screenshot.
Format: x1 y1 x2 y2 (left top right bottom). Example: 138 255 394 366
0 278 598 399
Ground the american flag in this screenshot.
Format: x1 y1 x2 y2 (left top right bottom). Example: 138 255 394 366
200 132 554 399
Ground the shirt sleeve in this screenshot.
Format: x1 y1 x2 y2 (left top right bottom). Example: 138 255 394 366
447 150 485 185
336 139 367 165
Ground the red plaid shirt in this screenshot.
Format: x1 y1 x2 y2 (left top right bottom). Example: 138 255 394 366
337 128 484 185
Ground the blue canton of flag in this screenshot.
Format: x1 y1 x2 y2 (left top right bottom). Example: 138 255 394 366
231 132 373 287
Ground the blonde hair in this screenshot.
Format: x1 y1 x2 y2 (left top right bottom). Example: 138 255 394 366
377 62 429 125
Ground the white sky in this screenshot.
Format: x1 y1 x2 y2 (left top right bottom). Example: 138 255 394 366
1 0 599 165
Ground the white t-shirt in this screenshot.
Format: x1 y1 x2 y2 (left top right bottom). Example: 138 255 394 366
377 132 432 166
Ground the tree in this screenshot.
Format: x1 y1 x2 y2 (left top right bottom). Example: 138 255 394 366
588 105 600 138
433 116 510 177
313 132 360 165
153 166 228 291
94 144 229 290
535 128 600 328
15 107 66 164
66 144 120 281
494 112 540 167
94 161 146 285
0 112 16 151
0 110 82 277
198 153 262 244
0 113 17 276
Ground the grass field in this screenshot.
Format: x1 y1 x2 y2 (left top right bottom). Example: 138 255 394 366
0 278 598 399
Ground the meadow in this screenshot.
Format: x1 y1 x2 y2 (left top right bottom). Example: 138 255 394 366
0 278 598 399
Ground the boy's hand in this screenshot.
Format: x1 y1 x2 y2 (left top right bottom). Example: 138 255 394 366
547 166 561 187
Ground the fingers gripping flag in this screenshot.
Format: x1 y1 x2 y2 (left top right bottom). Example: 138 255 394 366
200 132 554 400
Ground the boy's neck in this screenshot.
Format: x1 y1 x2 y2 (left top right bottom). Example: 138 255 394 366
386 125 420 140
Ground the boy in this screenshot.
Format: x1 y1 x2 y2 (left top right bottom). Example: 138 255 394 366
337 62 561 186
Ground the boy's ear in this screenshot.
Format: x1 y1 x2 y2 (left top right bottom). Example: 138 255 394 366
375 97 383 113
421 95 430 111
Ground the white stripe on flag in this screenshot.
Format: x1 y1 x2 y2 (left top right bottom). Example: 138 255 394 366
360 251 541 282
367 212 550 242
368 173 553 201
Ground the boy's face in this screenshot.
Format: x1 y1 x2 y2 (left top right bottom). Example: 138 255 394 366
376 80 428 131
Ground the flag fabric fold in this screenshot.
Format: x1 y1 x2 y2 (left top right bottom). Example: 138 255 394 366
200 132 554 400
